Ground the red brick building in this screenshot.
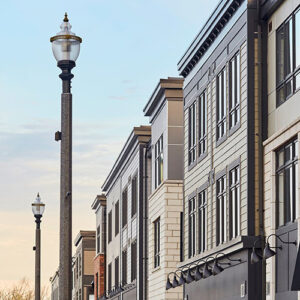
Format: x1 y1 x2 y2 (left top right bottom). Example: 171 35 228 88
91 194 106 299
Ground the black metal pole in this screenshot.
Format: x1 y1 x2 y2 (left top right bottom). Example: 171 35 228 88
35 215 41 300
57 59 75 300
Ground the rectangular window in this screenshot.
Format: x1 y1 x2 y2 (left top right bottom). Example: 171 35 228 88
96 273 98 298
229 52 240 129
96 225 100 253
131 176 137 216
217 68 227 141
101 207 106 253
188 197 196 258
276 8 300 106
154 218 160 268
108 210 112 243
229 166 240 239
155 136 164 188
79 253 81 276
122 188 128 228
131 241 137 281
115 256 119 287
115 201 119 236
216 175 227 245
108 263 112 291
276 138 298 227
122 249 127 285
188 101 197 165
199 91 207 157
198 190 207 253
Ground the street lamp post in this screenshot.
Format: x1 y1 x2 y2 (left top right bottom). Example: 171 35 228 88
32 193 45 300
50 13 82 300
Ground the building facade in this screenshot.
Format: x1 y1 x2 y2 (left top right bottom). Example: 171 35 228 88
101 126 151 300
167 0 264 299
143 77 184 299
91 194 107 300
261 0 300 299
73 231 96 300
50 269 59 300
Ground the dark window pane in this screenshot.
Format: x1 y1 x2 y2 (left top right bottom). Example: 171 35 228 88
296 72 300 90
296 9 300 68
277 26 285 84
277 85 285 106
286 18 293 76
286 78 293 98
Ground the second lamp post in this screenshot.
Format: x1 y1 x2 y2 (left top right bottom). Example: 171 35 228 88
50 13 82 300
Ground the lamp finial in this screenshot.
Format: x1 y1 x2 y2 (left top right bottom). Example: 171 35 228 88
64 13 69 22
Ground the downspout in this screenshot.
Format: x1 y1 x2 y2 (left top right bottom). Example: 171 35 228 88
143 142 151 299
138 143 145 300
257 0 266 299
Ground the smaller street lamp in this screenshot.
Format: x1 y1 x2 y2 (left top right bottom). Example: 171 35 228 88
32 193 45 300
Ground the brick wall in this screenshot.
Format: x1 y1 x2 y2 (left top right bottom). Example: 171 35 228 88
148 180 183 300
94 253 105 299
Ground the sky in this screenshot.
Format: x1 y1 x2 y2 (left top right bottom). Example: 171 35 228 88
0 0 220 292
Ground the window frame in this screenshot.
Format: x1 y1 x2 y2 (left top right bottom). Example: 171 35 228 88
115 201 119 236
188 101 197 166
155 135 164 188
229 165 240 240
216 67 227 143
115 256 119 287
276 7 300 106
198 189 207 254
122 188 128 228
154 217 160 268
131 175 137 217
229 52 240 131
108 210 112 243
216 174 227 246
198 90 207 158
96 225 100 254
276 138 298 228
131 240 137 282
122 249 127 285
188 196 196 258
108 262 112 291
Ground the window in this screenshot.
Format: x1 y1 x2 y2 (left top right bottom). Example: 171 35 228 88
229 166 240 239
122 188 128 228
276 8 300 106
199 91 207 157
96 225 100 254
216 175 227 245
154 218 160 268
131 241 137 281
79 289 81 300
188 197 196 258
115 201 119 236
217 68 227 141
198 190 207 253
101 207 106 253
276 138 298 227
76 257 78 278
95 272 98 297
108 263 112 291
108 210 112 243
229 52 240 129
188 102 197 165
115 256 119 286
155 136 164 188
79 253 81 276
131 176 137 216
122 249 127 285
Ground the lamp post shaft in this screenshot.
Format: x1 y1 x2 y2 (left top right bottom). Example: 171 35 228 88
58 60 74 300
35 218 41 300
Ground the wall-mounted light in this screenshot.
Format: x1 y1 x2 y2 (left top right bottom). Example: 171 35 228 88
250 234 297 264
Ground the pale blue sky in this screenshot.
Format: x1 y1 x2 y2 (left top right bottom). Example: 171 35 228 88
0 0 219 289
